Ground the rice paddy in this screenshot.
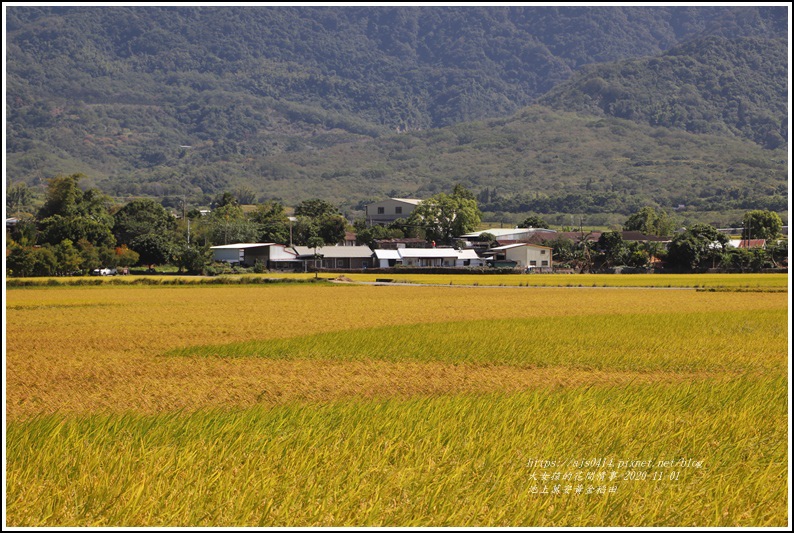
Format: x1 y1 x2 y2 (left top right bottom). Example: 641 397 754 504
4 276 790 526
7 272 789 289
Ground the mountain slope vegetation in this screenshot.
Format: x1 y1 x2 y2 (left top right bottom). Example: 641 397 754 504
5 5 789 218
540 36 788 149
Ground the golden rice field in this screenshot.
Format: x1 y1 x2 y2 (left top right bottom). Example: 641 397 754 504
5 276 790 526
10 272 789 289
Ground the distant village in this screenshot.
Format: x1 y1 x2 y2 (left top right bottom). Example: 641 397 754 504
5 175 788 277
205 197 788 275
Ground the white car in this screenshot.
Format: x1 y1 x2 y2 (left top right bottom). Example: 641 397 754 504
92 268 118 276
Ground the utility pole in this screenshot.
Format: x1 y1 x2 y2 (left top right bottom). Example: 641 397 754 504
288 216 297 247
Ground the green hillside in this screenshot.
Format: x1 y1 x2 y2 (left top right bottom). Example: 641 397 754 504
86 106 784 219
540 36 788 149
4 6 789 220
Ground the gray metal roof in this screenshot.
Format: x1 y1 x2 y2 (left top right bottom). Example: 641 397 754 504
292 245 374 258
210 243 277 250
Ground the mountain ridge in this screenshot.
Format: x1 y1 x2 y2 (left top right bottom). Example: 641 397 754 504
5 5 789 219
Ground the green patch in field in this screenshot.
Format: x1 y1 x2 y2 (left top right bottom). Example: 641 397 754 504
6 302 120 311
6 376 787 526
165 309 786 374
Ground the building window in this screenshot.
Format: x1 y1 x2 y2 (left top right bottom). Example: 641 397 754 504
530 260 537 266
377 207 385 214
395 206 402 214
542 260 548 266
541 249 546 254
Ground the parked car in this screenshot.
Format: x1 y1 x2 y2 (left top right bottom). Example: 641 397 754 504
91 267 118 276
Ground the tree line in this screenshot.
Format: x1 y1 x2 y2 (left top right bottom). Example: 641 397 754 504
5 174 485 276
6 174 785 277
537 206 786 273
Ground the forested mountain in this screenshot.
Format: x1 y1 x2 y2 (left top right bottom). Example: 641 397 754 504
5 5 789 217
540 36 788 149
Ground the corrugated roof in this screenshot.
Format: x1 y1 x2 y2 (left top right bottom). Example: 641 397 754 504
292 245 374 258
729 239 766 249
374 250 402 260
489 243 552 251
398 248 460 258
390 198 422 205
455 249 481 260
461 228 556 238
210 243 277 250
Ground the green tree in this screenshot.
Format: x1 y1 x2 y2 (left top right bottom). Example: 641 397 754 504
249 201 290 244
38 174 113 223
36 174 116 248
6 243 34 277
542 237 576 265
766 239 787 267
206 203 258 245
477 232 498 247
76 238 102 272
38 174 84 220
53 239 83 276
355 224 391 247
6 244 59 277
113 199 177 246
6 182 33 215
212 191 238 209
741 210 783 242
29 246 59 276
294 199 339 219
6 215 39 246
39 214 116 249
317 213 348 245
665 223 728 272
114 245 140 268
232 186 257 205
291 216 319 247
623 206 677 236
517 215 549 229
130 233 174 266
597 231 628 268
408 187 481 244
171 242 212 274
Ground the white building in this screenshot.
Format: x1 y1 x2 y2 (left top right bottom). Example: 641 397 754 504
210 243 297 268
365 198 422 225
292 245 374 269
488 243 553 270
374 249 402 268
396 248 486 268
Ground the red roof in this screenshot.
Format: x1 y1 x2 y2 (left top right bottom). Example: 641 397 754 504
736 239 766 249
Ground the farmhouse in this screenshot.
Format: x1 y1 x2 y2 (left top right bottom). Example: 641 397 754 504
210 243 298 268
374 248 484 268
292 245 374 270
398 248 459 267
487 243 553 271
365 198 422 225
374 249 402 268
396 248 486 267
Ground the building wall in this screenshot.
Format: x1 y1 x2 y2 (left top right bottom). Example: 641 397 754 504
366 199 419 224
505 246 552 268
212 248 243 263
243 248 271 266
402 256 455 267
